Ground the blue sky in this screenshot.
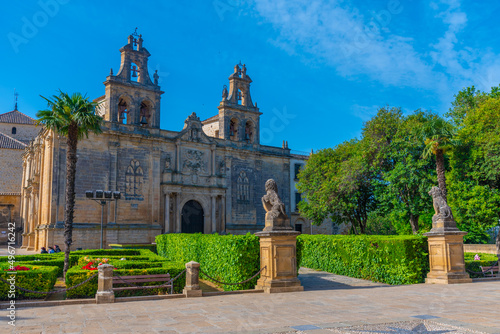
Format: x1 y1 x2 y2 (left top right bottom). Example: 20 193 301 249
2 0 500 152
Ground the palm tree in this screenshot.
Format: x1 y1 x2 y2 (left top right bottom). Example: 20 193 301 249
37 91 103 277
421 117 455 202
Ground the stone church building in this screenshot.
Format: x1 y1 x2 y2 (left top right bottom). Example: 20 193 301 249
20 34 323 251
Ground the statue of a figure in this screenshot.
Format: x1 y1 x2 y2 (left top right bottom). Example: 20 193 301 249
262 179 290 231
164 155 171 171
428 186 454 223
153 70 159 85
222 85 228 100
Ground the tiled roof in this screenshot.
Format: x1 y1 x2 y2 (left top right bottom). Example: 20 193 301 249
0 110 36 125
0 132 27 149
202 115 219 124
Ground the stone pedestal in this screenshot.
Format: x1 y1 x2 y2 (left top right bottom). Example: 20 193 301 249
255 231 304 293
183 261 203 297
95 264 115 303
424 218 472 284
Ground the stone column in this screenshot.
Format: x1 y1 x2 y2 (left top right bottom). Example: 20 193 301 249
175 193 181 233
164 192 171 233
96 264 115 303
183 261 202 297
211 195 216 233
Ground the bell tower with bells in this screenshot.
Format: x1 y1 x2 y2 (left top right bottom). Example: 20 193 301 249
217 63 261 144
99 29 164 128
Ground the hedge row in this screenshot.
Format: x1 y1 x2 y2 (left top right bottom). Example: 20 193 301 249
0 264 59 300
297 235 429 285
156 233 260 291
65 262 186 298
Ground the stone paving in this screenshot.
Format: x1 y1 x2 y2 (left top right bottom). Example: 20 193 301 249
1 267 499 334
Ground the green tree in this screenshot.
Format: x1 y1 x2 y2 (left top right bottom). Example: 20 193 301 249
367 109 435 234
297 140 375 234
449 93 500 245
36 91 103 277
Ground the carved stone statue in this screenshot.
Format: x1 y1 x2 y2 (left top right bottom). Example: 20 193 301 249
262 179 291 231
222 85 228 100
164 154 171 171
428 186 457 230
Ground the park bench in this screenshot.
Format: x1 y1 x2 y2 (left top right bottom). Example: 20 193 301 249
480 265 499 277
112 274 173 294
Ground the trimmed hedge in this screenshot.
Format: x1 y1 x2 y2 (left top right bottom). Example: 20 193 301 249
297 235 429 285
0 264 59 300
65 262 186 298
156 233 260 291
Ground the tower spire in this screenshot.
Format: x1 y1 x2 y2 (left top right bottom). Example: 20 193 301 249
14 89 18 111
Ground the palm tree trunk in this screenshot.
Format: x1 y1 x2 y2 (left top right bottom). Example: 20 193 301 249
63 124 79 278
435 149 447 202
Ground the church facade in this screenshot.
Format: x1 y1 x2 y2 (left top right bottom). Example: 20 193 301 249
20 34 304 251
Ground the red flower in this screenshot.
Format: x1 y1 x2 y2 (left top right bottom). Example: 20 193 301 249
5 265 31 271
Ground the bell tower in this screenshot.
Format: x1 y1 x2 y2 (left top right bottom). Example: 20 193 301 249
100 30 164 128
217 63 261 144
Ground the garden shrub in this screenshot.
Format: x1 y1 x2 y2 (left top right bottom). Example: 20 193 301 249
297 235 429 285
156 233 260 291
65 261 185 298
0 264 59 300
464 252 498 278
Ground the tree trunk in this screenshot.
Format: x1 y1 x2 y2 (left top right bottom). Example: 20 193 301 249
63 124 79 278
409 213 419 234
496 222 500 263
435 149 447 202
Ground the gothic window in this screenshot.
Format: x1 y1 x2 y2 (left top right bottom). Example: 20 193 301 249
12 127 16 135
125 159 144 198
237 170 250 204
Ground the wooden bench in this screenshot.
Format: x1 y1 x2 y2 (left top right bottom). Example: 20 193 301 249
480 265 499 277
112 274 173 294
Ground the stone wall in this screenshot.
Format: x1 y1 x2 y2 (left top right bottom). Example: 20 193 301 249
0 124 39 144
0 195 21 245
0 148 24 194
202 121 219 138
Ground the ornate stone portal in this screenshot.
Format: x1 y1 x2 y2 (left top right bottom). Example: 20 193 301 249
424 186 472 284
255 179 304 293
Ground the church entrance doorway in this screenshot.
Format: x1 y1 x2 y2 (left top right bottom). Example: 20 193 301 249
181 200 204 233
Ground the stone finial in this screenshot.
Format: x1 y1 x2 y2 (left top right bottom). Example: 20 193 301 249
262 179 291 231
109 68 113 76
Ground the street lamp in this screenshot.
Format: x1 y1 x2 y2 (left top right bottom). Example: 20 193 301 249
86 190 121 249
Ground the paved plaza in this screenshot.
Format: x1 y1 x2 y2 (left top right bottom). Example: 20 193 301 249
1 267 499 334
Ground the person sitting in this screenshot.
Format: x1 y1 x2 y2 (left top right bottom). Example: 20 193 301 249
54 245 61 253
40 247 48 254
48 247 55 254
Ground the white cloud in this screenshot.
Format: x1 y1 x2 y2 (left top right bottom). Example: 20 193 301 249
249 0 500 108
